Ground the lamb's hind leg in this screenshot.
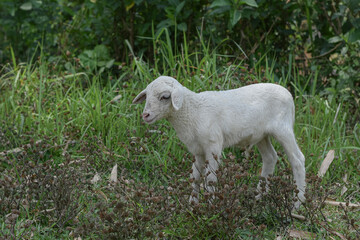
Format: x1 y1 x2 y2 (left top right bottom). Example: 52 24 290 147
256 136 278 196
274 129 306 209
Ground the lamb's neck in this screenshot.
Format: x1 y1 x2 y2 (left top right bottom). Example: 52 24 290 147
167 88 200 133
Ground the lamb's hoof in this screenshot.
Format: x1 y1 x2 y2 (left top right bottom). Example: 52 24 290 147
293 200 303 210
255 193 262 200
293 192 305 210
189 194 199 204
255 189 267 201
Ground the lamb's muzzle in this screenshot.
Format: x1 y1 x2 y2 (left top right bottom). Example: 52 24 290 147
133 76 306 209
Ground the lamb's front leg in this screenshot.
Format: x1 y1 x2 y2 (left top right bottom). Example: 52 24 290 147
189 154 205 203
205 150 222 194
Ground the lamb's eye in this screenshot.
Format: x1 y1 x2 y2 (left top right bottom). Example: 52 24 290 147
160 94 170 100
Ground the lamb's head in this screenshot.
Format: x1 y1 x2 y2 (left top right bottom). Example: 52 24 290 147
132 76 184 124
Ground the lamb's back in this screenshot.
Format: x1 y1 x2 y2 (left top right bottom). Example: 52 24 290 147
197 83 293 117
194 83 294 147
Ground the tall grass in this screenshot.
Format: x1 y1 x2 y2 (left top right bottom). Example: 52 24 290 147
2 31 359 179
1 34 359 180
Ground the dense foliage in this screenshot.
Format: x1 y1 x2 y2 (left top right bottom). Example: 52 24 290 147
1 0 359 61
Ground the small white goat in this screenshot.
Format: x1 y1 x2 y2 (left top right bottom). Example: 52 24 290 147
133 76 305 208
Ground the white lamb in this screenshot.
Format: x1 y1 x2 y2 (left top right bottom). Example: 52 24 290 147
133 76 306 208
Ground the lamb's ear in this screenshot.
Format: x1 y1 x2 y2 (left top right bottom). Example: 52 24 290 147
132 90 147 104
171 87 184 111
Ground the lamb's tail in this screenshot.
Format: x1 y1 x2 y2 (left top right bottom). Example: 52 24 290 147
291 100 296 127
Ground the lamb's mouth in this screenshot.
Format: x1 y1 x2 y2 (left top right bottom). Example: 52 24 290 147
144 116 157 124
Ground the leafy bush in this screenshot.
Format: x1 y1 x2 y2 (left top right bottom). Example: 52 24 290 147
1 0 358 63
78 44 115 74
323 41 360 122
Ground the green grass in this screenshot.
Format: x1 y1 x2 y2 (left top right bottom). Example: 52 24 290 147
0 37 359 239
